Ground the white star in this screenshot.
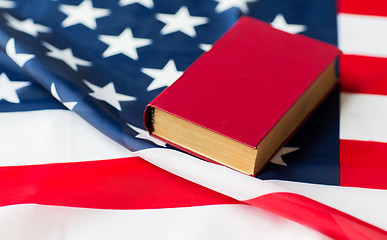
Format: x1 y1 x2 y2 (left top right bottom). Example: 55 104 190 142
142 60 183 91
271 14 306 34
42 42 92 71
0 0 15 8
59 0 110 30
271 147 299 166
6 38 34 67
0 73 30 103
199 43 212 52
50 83 77 110
4 13 51 37
119 0 154 8
214 0 257 14
156 6 208 37
99 28 151 60
127 124 166 147
83 80 136 111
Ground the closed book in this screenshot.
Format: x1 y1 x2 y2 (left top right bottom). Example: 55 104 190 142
144 16 340 175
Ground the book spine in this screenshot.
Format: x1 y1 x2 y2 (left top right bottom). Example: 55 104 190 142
144 105 155 134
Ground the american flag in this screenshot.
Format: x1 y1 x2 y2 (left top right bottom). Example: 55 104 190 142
0 0 386 239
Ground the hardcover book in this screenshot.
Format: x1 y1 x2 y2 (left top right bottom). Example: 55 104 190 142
144 16 340 175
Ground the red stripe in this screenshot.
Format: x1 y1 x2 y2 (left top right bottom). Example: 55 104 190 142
247 192 387 240
338 0 387 17
2 157 386 239
340 54 387 95
0 157 237 209
340 139 387 189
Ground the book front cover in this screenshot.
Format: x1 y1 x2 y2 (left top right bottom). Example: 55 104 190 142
146 16 340 148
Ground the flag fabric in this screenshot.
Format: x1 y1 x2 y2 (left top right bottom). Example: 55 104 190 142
0 110 332 240
0 0 387 239
338 0 387 190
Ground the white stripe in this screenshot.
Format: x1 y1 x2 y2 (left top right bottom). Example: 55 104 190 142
1 109 385 235
137 148 291 201
0 204 326 240
340 92 387 142
0 109 289 200
338 13 387 58
0 110 133 166
137 148 387 232
0 109 326 239
271 180 387 231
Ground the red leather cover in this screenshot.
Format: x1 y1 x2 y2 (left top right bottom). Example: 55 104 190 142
145 16 340 148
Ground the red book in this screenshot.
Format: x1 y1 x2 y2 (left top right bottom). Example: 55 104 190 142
144 16 340 175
